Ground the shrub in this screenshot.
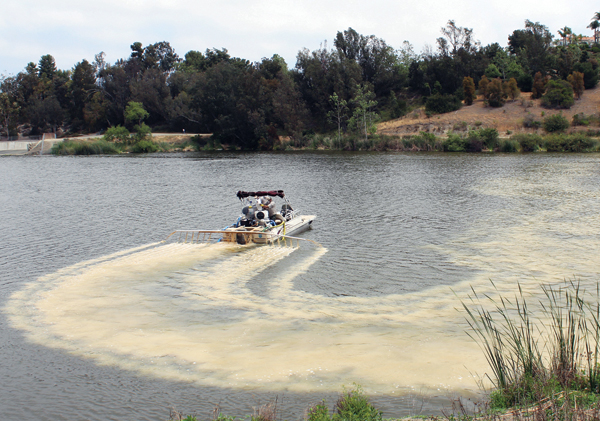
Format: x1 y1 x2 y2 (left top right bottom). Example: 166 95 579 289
523 113 542 129
543 114 570 133
541 80 575 109
499 139 519 152
443 133 467 152
572 113 591 127
190 135 208 150
103 125 130 143
425 93 462 114
512 133 542 152
130 140 159 153
545 133 599 152
132 123 152 142
478 128 500 150
306 386 382 421
51 139 120 155
574 60 599 89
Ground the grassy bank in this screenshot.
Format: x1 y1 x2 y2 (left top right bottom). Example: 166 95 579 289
50 137 194 155
292 130 600 153
48 129 600 155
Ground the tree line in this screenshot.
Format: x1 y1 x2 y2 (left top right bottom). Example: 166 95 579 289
1 17 599 150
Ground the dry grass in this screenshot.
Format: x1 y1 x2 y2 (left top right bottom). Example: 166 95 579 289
378 87 600 138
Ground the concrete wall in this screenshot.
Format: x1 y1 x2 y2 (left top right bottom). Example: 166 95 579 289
0 141 33 151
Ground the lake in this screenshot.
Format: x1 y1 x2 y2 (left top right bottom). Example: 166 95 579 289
1 151 599 420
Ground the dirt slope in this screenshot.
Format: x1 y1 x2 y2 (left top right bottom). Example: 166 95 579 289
378 86 600 137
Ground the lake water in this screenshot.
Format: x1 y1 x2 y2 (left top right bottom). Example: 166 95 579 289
1 152 600 420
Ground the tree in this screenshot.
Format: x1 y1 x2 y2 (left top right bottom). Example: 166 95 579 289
531 72 546 99
484 64 501 79
592 13 600 44
508 20 554 75
0 92 19 137
71 59 97 128
437 20 479 57
124 101 151 141
486 78 506 107
567 72 584 99
478 75 490 99
0 76 20 137
328 92 349 146
38 54 57 80
557 26 572 46
124 101 149 126
503 78 520 101
462 77 476 105
348 84 378 143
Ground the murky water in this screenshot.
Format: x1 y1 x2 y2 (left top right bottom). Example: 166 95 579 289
1 152 600 420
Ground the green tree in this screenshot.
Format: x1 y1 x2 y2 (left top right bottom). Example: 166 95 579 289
348 84 378 143
71 59 97 129
591 13 600 44
462 76 476 105
508 20 554 76
38 54 57 80
484 64 501 79
557 26 572 46
124 101 149 126
327 92 349 146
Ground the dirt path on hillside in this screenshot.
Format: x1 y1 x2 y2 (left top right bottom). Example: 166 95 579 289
378 86 600 137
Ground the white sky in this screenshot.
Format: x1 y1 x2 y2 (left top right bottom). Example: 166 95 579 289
0 0 598 75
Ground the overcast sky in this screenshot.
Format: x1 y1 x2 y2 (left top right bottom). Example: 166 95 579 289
1 0 598 75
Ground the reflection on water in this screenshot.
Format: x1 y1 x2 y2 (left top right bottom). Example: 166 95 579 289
1 152 600 420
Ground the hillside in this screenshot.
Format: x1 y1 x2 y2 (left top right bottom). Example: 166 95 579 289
378 86 600 137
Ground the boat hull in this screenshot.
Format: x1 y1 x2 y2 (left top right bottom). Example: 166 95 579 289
224 215 316 244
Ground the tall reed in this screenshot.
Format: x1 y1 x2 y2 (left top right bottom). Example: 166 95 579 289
462 281 600 409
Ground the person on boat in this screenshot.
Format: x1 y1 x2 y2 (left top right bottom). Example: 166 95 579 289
260 196 285 224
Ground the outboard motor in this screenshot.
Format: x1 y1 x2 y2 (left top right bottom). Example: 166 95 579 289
254 210 270 227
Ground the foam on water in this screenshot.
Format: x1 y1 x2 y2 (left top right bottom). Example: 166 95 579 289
5 158 600 400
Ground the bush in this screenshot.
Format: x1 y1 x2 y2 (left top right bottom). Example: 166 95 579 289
512 133 542 152
499 139 519 152
545 133 599 152
443 133 467 152
543 114 570 133
51 139 120 155
478 128 500 150
132 123 152 142
103 125 130 143
574 61 599 89
541 80 575 109
425 93 462 114
130 140 159 153
522 113 542 129
572 113 592 127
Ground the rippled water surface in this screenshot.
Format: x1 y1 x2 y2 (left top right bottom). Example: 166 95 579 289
1 152 600 420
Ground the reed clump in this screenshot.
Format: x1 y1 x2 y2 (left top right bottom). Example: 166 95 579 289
51 139 120 155
462 281 600 415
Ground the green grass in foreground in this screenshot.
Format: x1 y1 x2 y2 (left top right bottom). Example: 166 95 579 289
462 281 600 419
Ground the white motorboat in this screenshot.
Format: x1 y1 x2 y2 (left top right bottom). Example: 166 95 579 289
165 190 316 246
223 190 316 244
